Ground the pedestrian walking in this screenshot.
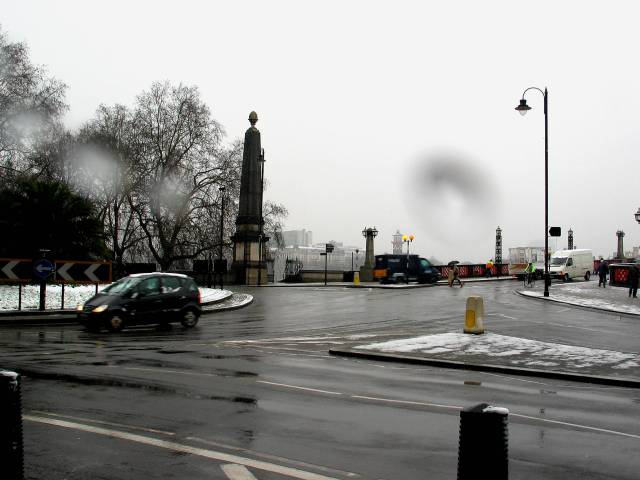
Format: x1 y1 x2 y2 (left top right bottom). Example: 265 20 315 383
452 264 463 288
597 260 609 288
628 265 639 298
447 267 454 287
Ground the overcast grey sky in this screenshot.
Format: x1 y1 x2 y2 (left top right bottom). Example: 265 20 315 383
4 1 639 262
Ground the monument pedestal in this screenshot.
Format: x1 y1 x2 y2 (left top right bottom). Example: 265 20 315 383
231 228 269 285
359 266 374 282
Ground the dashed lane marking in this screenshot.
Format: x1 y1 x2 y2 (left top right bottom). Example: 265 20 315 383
509 413 640 440
257 380 343 396
349 395 462 411
122 367 220 377
257 381 640 440
221 463 258 480
24 415 342 480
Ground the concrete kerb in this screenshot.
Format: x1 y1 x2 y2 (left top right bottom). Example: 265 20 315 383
258 276 517 289
515 290 640 318
329 347 640 389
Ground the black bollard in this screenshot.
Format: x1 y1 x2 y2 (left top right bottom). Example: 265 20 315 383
457 403 508 480
0 370 24 480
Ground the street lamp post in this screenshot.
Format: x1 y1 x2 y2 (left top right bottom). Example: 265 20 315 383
219 186 225 291
516 87 550 297
402 235 414 256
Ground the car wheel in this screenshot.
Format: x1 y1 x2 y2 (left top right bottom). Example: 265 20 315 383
106 313 125 332
563 274 570 282
584 271 590 281
180 309 199 328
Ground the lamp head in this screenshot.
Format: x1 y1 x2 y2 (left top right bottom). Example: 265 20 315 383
515 99 531 116
635 207 640 224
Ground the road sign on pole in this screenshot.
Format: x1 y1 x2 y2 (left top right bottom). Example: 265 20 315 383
33 259 54 281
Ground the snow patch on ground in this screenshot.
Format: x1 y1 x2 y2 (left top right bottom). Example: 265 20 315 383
0 284 230 311
355 332 640 370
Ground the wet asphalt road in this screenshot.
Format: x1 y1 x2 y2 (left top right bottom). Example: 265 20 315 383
1 281 640 480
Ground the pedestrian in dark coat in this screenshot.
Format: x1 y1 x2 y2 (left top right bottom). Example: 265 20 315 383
452 264 463 288
629 266 639 298
597 261 609 288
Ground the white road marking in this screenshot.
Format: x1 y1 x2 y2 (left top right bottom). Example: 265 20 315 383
24 415 341 480
258 382 640 440
257 380 343 396
122 367 219 377
350 395 462 411
221 463 258 480
30 410 175 436
486 313 518 320
188 436 360 478
510 413 640 440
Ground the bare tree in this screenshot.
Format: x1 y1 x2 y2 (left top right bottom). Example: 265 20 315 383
263 200 288 250
131 81 239 271
0 26 67 177
74 104 146 276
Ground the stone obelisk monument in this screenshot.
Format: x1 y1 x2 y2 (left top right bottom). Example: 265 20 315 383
231 111 269 284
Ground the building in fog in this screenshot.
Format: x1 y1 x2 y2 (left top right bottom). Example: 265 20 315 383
392 230 403 255
508 246 545 265
282 229 313 247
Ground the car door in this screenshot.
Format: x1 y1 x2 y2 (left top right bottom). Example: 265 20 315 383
160 276 184 318
566 257 575 278
133 276 163 324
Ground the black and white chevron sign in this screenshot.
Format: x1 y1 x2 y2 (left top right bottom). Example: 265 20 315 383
0 258 32 282
54 261 112 284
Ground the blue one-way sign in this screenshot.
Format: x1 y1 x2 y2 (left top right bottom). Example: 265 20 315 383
33 259 54 280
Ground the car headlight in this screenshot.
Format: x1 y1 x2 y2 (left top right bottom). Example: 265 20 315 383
76 304 84 312
92 304 108 313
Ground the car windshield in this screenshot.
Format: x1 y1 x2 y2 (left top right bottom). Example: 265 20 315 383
101 276 143 294
551 257 567 265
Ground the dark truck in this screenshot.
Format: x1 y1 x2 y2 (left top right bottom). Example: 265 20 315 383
373 254 441 284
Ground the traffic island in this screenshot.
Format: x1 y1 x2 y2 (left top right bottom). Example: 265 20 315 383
517 281 640 317
329 332 640 388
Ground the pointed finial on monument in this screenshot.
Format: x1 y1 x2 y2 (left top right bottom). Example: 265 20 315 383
249 111 258 126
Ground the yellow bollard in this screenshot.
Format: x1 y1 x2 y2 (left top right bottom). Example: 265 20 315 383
464 296 485 334
353 271 360 285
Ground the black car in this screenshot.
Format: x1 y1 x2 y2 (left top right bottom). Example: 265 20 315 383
77 273 201 332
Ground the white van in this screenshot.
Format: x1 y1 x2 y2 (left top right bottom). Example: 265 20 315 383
549 249 593 281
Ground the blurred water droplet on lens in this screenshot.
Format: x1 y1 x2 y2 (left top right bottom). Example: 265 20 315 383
406 150 499 244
